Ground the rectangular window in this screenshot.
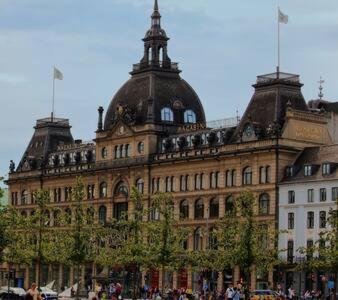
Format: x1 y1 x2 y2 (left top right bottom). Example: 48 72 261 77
287 240 294 263
332 187 338 202
54 188 61 203
320 188 327 202
288 212 294 229
286 166 293 177
304 165 312 176
322 163 330 175
87 185 95 200
307 211 314 229
288 190 295 204
307 189 314 203
319 211 326 228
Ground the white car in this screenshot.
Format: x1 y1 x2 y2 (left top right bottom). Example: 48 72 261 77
39 287 58 300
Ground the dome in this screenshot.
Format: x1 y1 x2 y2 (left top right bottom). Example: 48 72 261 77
104 72 206 130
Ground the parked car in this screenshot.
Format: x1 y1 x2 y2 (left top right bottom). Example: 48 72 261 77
0 287 26 300
39 287 58 300
250 290 282 300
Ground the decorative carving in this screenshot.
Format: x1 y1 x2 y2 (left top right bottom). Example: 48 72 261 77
9 160 15 173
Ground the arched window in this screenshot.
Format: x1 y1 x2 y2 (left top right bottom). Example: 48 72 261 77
101 147 108 159
21 190 28 205
99 205 107 224
138 142 144 154
225 196 235 215
195 199 204 219
99 182 107 198
259 194 270 215
243 166 252 185
161 107 173 122
159 47 164 62
114 145 119 159
114 181 129 197
194 227 203 250
151 205 160 221
184 110 196 124
148 47 152 63
125 144 131 158
180 200 189 219
136 178 144 194
209 198 219 218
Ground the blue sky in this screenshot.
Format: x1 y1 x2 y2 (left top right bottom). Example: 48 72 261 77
0 0 337 183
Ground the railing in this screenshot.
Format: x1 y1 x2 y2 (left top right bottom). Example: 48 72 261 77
257 72 300 83
36 117 70 126
207 117 240 129
132 61 179 71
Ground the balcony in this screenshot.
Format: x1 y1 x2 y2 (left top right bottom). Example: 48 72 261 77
132 61 179 72
257 72 300 84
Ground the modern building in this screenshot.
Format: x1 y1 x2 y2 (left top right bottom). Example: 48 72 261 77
4 0 336 293
279 144 338 294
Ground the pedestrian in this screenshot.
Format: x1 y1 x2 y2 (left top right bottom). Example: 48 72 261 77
287 286 295 300
226 285 234 300
26 283 41 300
231 288 240 300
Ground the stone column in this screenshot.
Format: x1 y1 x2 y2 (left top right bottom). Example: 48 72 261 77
48 264 53 282
188 199 194 220
81 266 85 289
141 271 146 287
158 270 163 290
217 272 223 292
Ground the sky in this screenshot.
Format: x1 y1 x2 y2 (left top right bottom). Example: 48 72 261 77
0 0 337 183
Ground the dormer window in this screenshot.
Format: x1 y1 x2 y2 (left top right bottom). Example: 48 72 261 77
184 110 196 124
161 107 173 122
304 165 313 176
322 163 331 175
286 166 293 177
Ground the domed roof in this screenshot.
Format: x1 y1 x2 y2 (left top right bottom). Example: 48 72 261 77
104 72 206 130
104 0 205 131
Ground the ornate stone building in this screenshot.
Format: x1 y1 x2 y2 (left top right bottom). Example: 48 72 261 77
5 0 335 292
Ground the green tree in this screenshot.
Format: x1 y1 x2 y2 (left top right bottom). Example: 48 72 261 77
148 192 187 293
216 190 279 286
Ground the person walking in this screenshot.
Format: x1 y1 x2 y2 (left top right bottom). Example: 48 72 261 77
225 284 234 300
26 283 41 300
231 288 240 300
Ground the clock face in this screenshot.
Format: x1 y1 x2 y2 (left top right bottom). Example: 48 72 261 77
244 125 253 137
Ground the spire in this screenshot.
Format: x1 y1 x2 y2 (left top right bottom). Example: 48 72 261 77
151 0 161 28
318 76 324 100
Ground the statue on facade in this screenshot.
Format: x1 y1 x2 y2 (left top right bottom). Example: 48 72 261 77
9 160 15 173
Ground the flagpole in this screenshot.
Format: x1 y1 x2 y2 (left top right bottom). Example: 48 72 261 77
52 66 55 122
277 6 280 77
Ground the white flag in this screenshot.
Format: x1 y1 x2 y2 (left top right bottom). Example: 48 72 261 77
279 8 289 24
54 67 63 80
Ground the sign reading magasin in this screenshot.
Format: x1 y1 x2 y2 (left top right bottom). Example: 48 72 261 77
177 123 206 133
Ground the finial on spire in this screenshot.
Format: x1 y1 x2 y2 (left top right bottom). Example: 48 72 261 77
154 0 159 12
318 76 324 100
